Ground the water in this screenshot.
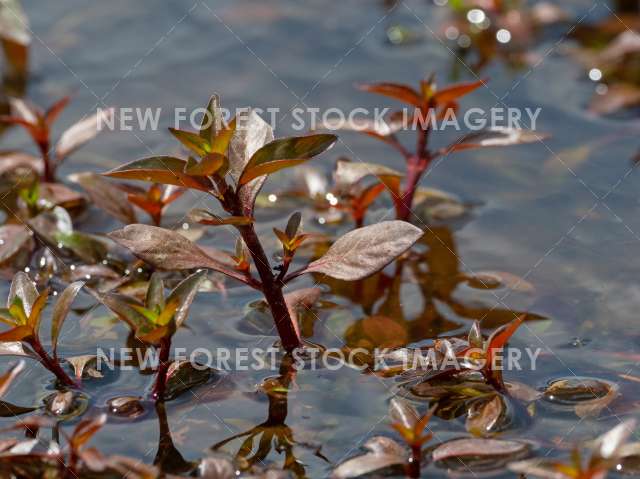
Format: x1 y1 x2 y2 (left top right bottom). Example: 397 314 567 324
1 0 640 476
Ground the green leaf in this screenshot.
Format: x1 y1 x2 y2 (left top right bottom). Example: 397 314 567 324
146 273 165 313
104 156 212 191
200 95 222 143
184 153 227 176
51 281 84 358
165 270 206 329
168 128 210 157
238 134 337 186
27 288 49 335
211 117 237 156
8 272 38 317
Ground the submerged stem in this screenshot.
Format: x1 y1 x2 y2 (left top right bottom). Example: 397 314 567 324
152 336 172 400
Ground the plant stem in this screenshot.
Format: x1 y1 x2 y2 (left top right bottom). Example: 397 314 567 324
407 444 421 478
398 124 431 221
237 223 302 352
38 140 55 183
152 336 171 400
27 336 77 387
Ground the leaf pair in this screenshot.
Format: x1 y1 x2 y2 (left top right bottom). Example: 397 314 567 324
273 212 312 255
97 270 205 345
0 272 83 352
389 398 436 448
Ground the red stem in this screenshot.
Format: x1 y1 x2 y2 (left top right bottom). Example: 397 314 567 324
38 140 55 183
27 336 77 387
152 336 171 400
407 444 421 478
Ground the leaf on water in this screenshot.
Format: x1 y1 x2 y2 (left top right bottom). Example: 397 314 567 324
44 390 89 420
356 82 424 107
66 355 103 380
465 271 535 293
56 108 114 160
107 396 145 419
543 377 619 418
0 361 24 397
108 224 247 283
69 172 137 224
51 281 83 358
445 127 546 153
0 224 33 265
165 360 213 400
466 395 505 437
298 221 423 280
0 341 33 358
432 438 527 462
331 436 406 479
104 156 212 191
0 400 37 417
334 158 403 191
238 134 337 186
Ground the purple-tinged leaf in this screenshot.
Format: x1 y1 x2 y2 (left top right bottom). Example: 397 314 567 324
56 108 114 160
0 360 24 397
108 224 250 284
7 272 37 317
444 127 546 154
295 221 423 281
51 281 84 358
432 438 527 462
69 172 137 224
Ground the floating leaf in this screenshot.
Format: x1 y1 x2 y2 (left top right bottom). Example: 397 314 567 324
542 377 618 418
165 360 213 400
466 395 506 437
331 436 405 479
107 396 145 419
464 271 535 293
432 438 528 463
69 172 136 224
66 355 103 380
297 221 423 280
104 156 211 191
238 134 337 186
56 108 115 160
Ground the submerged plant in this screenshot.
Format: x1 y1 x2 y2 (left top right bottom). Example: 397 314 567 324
95 270 205 399
103 96 423 351
0 97 113 182
319 77 543 224
0 272 82 387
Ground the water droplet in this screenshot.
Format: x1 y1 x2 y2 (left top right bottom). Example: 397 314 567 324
182 223 189 230
268 194 277 203
69 264 76 271
52 291 58 296
589 68 603 82
23 267 30 273
496 29 511 44
467 9 486 24
136 267 143 273
57 242 64 249
318 217 326 225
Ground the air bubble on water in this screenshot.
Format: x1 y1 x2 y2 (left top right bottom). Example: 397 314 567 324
318 217 326 225
24 266 30 273
268 194 277 203
70 265 76 271
182 223 189 230
137 267 143 273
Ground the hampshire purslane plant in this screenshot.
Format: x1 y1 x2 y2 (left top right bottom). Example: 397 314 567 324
318 77 544 224
103 96 424 351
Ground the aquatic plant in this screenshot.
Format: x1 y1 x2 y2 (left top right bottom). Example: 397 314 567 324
0 97 113 182
0 272 81 387
95 270 206 399
103 96 424 351
319 77 542 225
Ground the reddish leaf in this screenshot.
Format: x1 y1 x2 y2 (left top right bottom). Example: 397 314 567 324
51 281 84 358
444 128 546 154
55 108 114 160
0 360 24 397
357 82 424 107
296 221 422 281
238 134 337 186
104 156 211 191
69 172 137 224
168 127 210 157
433 79 486 105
